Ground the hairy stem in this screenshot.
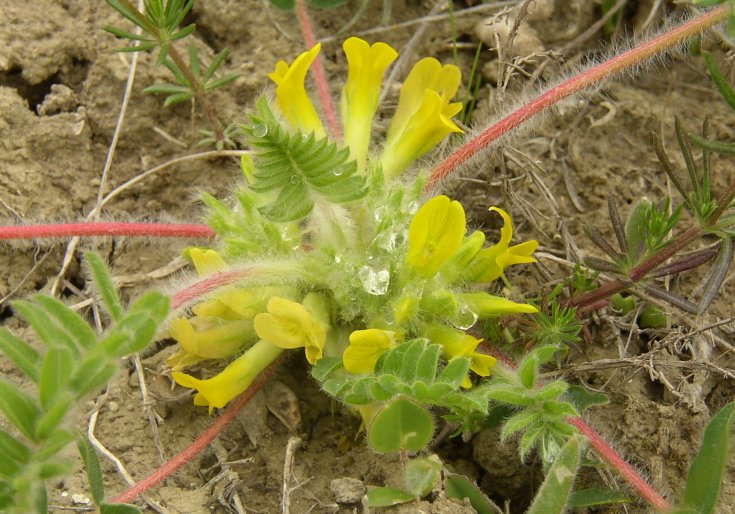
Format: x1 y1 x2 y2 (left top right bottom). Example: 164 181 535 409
166 44 227 142
567 416 672 512
171 268 253 309
426 5 729 189
109 355 285 505
295 0 342 140
0 222 214 240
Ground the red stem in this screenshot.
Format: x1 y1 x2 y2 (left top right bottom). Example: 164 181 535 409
567 416 672 512
172 268 253 309
0 222 214 240
109 355 285 505
425 5 728 189
295 0 342 140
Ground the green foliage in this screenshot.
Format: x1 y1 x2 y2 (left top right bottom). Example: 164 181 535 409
78 437 142 513
315 339 494 444
525 435 584 514
0 253 168 513
676 401 735 514
267 0 351 10
242 98 367 221
104 0 195 58
144 42 238 106
365 456 441 507
529 293 582 348
368 398 434 453
365 487 415 507
567 488 631 508
445 475 500 514
485 346 578 464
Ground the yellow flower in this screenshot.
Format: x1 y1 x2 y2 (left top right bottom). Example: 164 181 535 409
458 292 538 318
469 207 539 283
406 195 466 278
253 295 328 364
188 247 227 275
340 37 398 167
167 316 255 369
343 329 396 374
426 324 497 388
173 339 283 413
268 44 325 137
381 58 463 177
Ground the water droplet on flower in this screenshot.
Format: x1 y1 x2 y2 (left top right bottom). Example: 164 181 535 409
452 305 478 330
375 231 398 251
358 265 390 295
251 123 268 137
374 206 388 222
290 175 299 184
333 166 344 176
334 254 342 264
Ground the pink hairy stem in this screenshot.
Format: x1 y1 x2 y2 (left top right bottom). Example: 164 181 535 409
109 355 285 505
172 268 254 309
295 0 342 140
0 222 215 240
425 5 728 190
567 416 672 512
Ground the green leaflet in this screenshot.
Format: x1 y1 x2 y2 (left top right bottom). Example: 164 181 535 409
243 98 367 221
525 435 583 514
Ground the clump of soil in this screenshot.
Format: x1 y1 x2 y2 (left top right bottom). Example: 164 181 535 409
1 1 734 513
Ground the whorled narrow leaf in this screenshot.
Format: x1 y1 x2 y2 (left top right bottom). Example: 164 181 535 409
697 236 733 313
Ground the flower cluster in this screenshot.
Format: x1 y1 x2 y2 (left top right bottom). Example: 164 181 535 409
169 37 539 421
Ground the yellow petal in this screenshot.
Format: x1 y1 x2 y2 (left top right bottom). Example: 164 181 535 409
406 195 466 278
381 58 462 177
188 248 227 276
343 328 394 374
253 296 327 364
268 44 325 137
173 339 283 413
459 292 538 318
341 38 397 167
167 316 253 368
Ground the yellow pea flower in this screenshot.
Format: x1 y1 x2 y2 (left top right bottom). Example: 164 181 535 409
426 324 496 388
469 207 539 283
340 37 398 168
406 195 466 278
343 328 396 374
381 58 463 178
458 292 538 318
167 316 255 370
254 295 328 364
188 247 227 275
268 44 325 138
173 339 283 413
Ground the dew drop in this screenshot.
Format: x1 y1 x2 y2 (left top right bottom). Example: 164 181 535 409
374 206 388 222
452 305 478 330
407 200 421 214
333 166 344 176
334 254 342 264
251 123 268 137
358 265 390 295
290 175 299 184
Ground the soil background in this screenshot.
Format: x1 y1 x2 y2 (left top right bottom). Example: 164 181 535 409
1 0 734 513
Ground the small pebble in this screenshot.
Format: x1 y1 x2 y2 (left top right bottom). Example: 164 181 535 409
330 477 366 504
71 494 91 505
108 401 119 413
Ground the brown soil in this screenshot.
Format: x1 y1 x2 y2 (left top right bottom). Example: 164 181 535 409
1 1 734 513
